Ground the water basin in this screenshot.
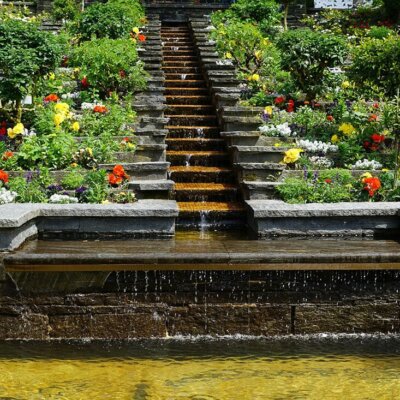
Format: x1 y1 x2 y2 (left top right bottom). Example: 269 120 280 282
0 336 399 399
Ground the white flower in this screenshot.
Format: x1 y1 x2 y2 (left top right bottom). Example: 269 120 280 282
49 194 79 204
309 156 334 168
62 92 80 100
0 188 17 204
351 159 382 170
259 122 296 137
297 139 338 154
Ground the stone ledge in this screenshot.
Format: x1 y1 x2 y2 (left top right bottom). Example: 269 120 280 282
247 200 400 218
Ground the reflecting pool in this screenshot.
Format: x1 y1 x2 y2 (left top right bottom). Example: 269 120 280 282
0 336 399 399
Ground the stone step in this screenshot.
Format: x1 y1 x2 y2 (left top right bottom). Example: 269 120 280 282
165 87 209 96
167 150 229 167
241 181 282 201
162 66 200 74
177 201 246 216
174 183 239 202
165 79 206 88
166 105 214 115
166 114 217 126
163 55 198 62
230 146 285 164
165 95 211 105
169 166 235 183
235 163 286 182
165 126 220 138
166 138 225 151
165 73 203 81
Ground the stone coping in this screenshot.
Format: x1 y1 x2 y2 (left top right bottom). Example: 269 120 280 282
247 200 400 218
0 201 179 229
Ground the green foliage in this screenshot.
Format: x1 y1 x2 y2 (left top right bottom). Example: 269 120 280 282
107 0 144 22
0 20 62 119
70 2 142 41
51 0 80 22
211 21 280 76
276 29 348 100
61 168 86 189
278 169 355 203
83 169 108 203
367 25 393 39
81 133 119 164
349 36 400 97
70 38 146 97
17 132 76 170
211 0 282 36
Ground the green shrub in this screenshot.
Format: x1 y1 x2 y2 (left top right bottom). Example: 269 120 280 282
108 0 144 23
70 38 146 96
61 168 86 189
70 2 140 41
83 169 108 203
278 169 355 204
211 0 281 36
211 21 280 76
367 25 393 39
0 20 62 121
276 29 348 101
349 36 400 97
51 0 80 22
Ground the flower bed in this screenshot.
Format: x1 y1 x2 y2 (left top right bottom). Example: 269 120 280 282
210 0 400 203
0 0 147 205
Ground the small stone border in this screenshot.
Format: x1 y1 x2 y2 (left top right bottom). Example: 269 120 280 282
247 200 400 238
0 200 179 250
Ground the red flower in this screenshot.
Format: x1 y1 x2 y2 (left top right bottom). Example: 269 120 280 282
363 141 371 149
368 114 378 122
373 103 379 109
119 70 126 78
325 179 332 184
363 177 381 197
138 34 146 42
44 94 59 103
287 99 295 113
2 151 13 160
0 127 6 136
274 96 285 105
81 77 89 89
371 134 385 144
93 105 108 114
112 164 129 179
0 170 9 184
108 173 123 186
326 115 334 122
61 55 69 67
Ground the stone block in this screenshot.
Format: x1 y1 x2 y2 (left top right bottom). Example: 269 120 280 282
0 314 49 340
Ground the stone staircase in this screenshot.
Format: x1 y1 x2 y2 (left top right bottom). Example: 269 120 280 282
161 23 245 226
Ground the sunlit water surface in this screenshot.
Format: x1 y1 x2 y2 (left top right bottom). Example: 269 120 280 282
0 336 400 399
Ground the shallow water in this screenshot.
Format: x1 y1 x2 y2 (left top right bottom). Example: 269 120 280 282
0 336 400 399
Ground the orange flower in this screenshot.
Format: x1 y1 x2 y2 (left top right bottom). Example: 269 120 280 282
363 177 381 197
138 34 146 42
93 105 108 114
326 115 334 122
44 94 59 103
0 169 9 184
2 151 13 160
368 114 379 122
108 173 123 186
113 164 129 179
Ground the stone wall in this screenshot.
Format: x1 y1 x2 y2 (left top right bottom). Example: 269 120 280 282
0 269 399 339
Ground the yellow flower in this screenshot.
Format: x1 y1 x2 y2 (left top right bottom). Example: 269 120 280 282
49 72 56 81
248 74 260 82
102 200 110 205
382 168 389 172
341 80 351 89
70 163 78 168
127 142 136 150
86 147 93 157
274 143 281 147
331 134 340 144
7 123 24 139
254 50 262 60
264 106 273 115
71 122 80 132
338 123 356 136
54 102 69 116
224 52 233 59
262 38 270 46
283 148 302 164
361 172 372 183
54 113 65 126
132 27 140 34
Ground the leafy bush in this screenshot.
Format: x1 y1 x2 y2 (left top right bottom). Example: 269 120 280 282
61 168 86 189
70 2 142 41
70 38 146 96
211 0 281 36
211 21 280 76
367 25 393 39
108 0 144 23
83 169 108 203
349 36 400 97
51 0 80 22
278 169 355 203
276 29 348 101
0 20 62 121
